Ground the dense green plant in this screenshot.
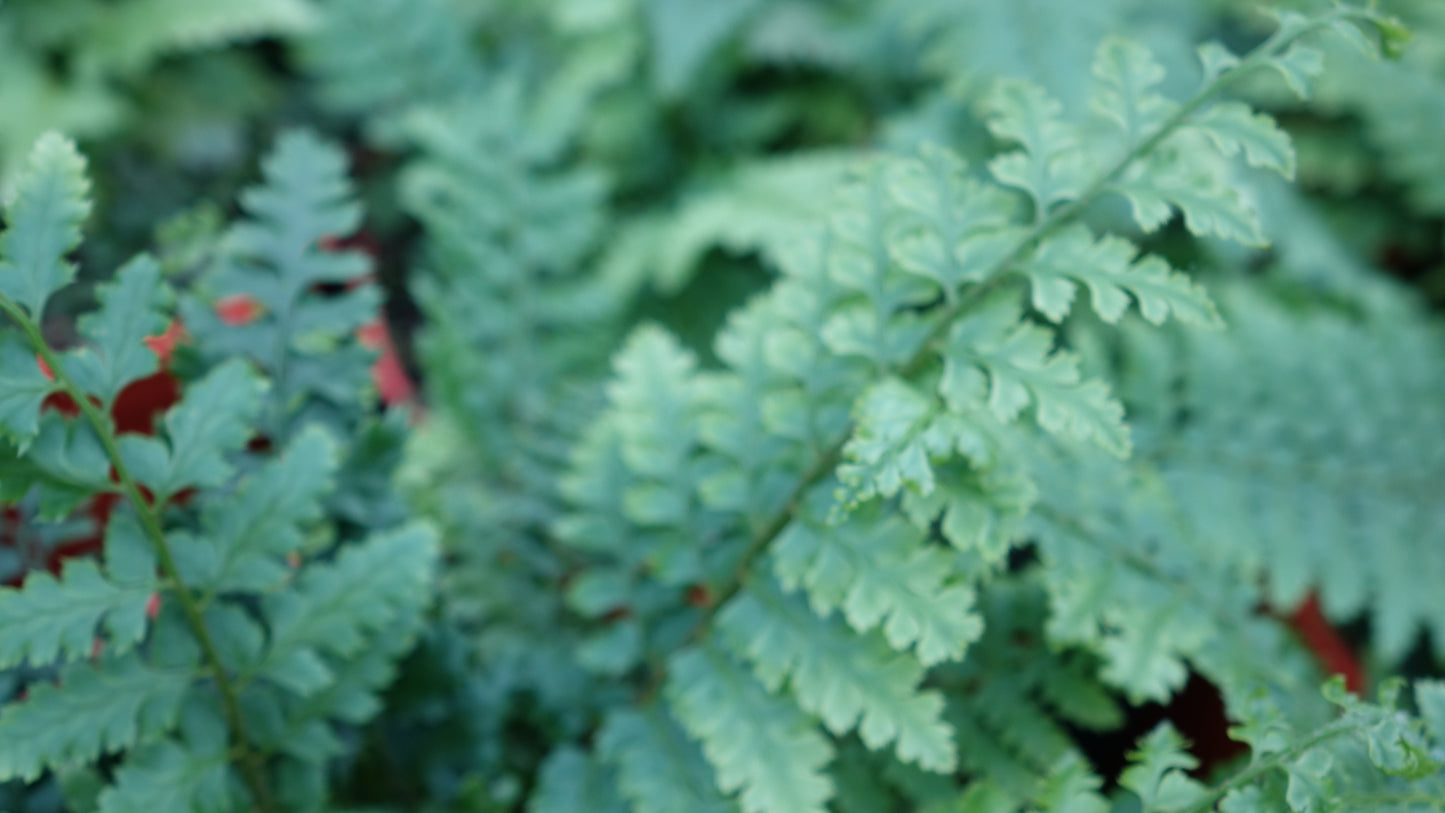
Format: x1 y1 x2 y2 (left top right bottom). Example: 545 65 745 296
377 2 1445 812
2 0 1445 811
0 0 316 185
0 132 436 812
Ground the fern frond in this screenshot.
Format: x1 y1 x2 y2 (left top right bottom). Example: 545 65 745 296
117 360 266 500
0 555 154 671
0 131 437 812
532 747 631 813
0 655 190 782
529 12 1399 810
667 645 834 813
83 0 317 76
96 732 236 813
772 502 982 667
256 524 438 697
300 0 485 123
596 709 736 813
0 132 91 317
179 131 376 434
0 337 56 443
261 611 429 765
942 296 1130 455
1119 286 1445 663
719 577 955 772
63 255 172 409
1017 226 1219 327
187 427 338 594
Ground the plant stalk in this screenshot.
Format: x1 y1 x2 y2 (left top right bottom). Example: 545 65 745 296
650 8 1374 691
0 296 278 813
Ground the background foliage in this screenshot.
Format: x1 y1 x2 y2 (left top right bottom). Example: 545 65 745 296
1 1 1444 811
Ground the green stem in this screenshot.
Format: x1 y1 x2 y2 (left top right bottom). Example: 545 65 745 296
650 9 1369 689
0 296 278 813
1166 719 1356 813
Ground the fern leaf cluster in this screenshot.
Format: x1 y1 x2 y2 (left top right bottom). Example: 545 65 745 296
0 0 313 186
5 0 1442 809
1111 285 1445 663
0 132 436 812
481 9 1445 812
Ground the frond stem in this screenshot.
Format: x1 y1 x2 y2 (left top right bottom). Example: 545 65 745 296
0 296 278 813
1166 718 1357 813
646 7 1367 698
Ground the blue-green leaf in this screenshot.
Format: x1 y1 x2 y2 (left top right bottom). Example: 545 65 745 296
667 645 833 813
941 298 1129 455
65 255 172 407
1019 226 1220 326
0 133 91 317
258 523 438 696
0 337 55 443
719 580 956 772
0 655 190 782
121 360 266 500
598 708 737 813
0 553 156 671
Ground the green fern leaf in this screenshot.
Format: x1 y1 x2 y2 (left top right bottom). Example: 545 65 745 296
1119 725 1207 813
65 255 172 408
1091 38 1176 147
178 131 377 425
667 645 834 813
1018 225 1220 327
983 80 1087 212
901 461 1036 569
0 337 55 442
841 377 946 501
7 415 115 519
96 737 234 813
887 146 1019 293
532 747 631 813
261 612 429 761
719 579 956 772
0 133 91 317
597 708 737 813
0 538 157 671
591 325 713 582
1113 155 1268 246
643 0 764 96
1264 42 1326 99
117 360 266 500
1117 286 1445 663
257 523 438 696
941 298 1129 456
823 165 938 369
0 655 190 782
184 426 338 593
228 132 365 290
773 503 982 666
1187 101 1296 178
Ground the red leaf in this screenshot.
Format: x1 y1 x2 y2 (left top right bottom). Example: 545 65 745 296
215 294 264 326
1288 593 1367 694
143 319 186 366
358 318 417 407
111 371 181 435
